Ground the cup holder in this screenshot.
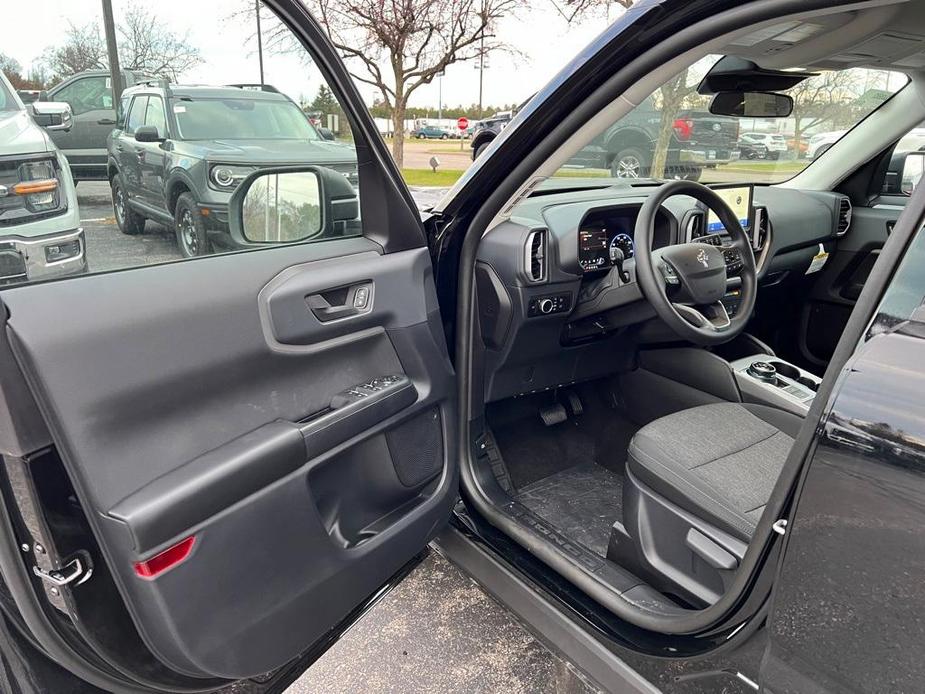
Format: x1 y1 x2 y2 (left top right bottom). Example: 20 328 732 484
769 360 819 392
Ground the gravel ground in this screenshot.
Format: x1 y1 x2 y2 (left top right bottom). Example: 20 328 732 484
285 553 601 694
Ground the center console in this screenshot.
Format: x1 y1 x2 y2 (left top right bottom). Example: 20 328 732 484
730 354 821 415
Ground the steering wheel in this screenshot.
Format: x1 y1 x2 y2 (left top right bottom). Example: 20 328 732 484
634 180 757 345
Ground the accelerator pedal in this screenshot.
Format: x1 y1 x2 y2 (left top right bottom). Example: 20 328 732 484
565 391 584 417
539 403 568 427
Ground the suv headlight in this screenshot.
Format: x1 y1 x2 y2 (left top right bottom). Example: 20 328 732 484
209 164 255 191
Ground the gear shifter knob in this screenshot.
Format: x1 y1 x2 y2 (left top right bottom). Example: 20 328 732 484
747 361 777 383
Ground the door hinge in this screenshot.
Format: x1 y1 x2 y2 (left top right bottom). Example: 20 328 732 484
33 553 93 588
772 519 788 536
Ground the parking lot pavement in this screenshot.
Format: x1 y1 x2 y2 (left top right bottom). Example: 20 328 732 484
285 552 600 694
77 182 180 273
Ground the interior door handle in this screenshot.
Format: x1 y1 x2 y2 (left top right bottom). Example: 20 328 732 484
306 283 372 322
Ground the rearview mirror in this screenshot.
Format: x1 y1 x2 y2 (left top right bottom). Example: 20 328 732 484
709 91 793 118
228 165 360 246
31 102 73 132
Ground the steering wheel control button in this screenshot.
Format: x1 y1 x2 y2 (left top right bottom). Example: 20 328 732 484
661 264 680 285
747 361 778 383
528 293 571 317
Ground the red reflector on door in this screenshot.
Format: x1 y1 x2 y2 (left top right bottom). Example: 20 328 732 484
133 537 196 579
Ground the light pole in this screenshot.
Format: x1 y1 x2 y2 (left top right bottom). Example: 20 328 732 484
437 71 444 123
256 0 265 85
101 0 122 103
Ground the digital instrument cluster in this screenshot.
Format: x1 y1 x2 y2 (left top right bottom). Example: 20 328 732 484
578 226 635 272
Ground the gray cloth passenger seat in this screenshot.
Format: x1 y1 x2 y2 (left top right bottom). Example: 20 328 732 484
626 403 801 542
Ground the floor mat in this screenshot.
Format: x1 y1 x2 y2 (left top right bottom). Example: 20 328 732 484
516 462 623 556
489 387 639 489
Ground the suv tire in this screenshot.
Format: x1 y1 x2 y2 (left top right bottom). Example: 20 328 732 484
610 147 649 178
474 141 491 159
174 193 212 258
112 174 145 235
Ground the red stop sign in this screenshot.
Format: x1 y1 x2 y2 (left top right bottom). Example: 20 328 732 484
457 117 469 131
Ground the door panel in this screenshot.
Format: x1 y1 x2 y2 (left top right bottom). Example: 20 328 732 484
2 238 456 678
802 204 898 364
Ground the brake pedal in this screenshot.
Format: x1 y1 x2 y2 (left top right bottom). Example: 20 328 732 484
565 392 584 417
539 403 568 427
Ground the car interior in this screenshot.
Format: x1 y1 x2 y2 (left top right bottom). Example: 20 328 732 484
462 2 925 617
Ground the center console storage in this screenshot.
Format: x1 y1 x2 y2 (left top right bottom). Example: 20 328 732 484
730 354 821 416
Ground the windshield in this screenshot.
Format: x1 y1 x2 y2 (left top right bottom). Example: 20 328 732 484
171 97 321 141
558 56 906 185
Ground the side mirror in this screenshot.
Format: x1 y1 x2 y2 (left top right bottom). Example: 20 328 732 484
709 91 793 118
317 127 336 141
895 151 925 196
134 125 165 143
228 166 359 247
31 102 73 132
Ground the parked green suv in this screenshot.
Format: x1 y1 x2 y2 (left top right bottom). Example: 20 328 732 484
106 82 358 257
0 71 85 284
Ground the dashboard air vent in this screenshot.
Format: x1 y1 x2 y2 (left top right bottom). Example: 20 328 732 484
754 206 770 251
836 198 852 237
686 212 705 241
525 229 547 283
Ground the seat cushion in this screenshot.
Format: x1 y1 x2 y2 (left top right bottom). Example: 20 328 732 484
627 403 799 541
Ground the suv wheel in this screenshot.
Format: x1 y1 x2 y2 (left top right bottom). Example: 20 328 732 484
174 193 212 258
610 148 649 178
112 174 145 235
474 141 491 158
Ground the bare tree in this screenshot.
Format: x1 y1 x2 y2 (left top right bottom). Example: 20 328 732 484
553 0 633 24
43 4 202 82
301 0 523 167
789 70 866 147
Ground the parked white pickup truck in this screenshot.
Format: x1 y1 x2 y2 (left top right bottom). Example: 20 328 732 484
0 70 84 285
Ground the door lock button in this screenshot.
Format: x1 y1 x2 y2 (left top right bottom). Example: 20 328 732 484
353 286 370 309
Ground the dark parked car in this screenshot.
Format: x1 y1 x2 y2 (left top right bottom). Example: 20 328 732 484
3 1 925 694
473 99 738 180
106 81 358 257
36 69 155 181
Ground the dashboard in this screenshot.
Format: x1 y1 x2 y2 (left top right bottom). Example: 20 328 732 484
475 181 851 402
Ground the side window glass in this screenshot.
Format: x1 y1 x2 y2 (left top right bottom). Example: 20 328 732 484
125 96 148 135
117 95 130 127
144 96 167 138
0 0 362 289
52 76 112 116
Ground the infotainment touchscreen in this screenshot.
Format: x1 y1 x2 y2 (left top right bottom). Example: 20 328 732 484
706 185 753 234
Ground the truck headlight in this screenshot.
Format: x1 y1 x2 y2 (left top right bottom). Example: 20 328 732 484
209 164 255 190
14 159 60 212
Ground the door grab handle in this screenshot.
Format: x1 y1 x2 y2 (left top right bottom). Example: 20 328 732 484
306 283 372 322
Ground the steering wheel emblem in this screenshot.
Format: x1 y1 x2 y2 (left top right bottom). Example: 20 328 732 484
696 248 709 268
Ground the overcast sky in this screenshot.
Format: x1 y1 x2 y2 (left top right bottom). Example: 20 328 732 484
1 0 618 113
